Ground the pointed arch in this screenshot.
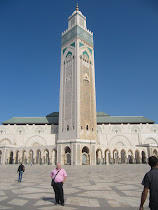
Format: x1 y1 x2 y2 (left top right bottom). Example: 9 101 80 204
43 148 49 164
82 146 90 165
22 150 27 164
144 138 157 145
142 151 147 164
96 148 103 165
135 150 140 164
105 149 111 164
66 51 72 58
128 150 133 164
64 146 71 165
153 149 158 157
9 150 14 164
83 50 89 59
120 149 126 164
110 135 131 146
113 149 119 164
0 138 11 146
25 136 46 147
36 149 42 164
28 149 34 164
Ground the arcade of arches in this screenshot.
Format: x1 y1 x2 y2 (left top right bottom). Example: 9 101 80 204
0 148 57 165
96 148 158 165
0 146 157 165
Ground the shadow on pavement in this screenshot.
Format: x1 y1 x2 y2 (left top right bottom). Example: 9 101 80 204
42 197 55 203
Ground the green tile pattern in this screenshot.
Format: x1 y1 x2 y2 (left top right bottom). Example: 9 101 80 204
83 50 89 59
66 51 72 58
79 42 84 47
88 47 92 54
62 25 93 46
63 48 67 54
70 42 75 47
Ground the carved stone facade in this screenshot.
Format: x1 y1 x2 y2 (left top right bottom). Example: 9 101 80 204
79 46 97 141
58 6 97 143
0 122 158 165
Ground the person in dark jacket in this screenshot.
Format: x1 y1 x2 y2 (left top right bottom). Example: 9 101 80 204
139 156 158 210
17 163 25 182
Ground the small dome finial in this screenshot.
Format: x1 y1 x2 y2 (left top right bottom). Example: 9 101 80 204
76 3 79 11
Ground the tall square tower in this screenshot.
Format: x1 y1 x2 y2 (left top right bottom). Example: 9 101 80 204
58 5 97 165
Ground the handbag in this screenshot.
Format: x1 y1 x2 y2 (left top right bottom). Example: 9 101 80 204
51 169 61 187
51 179 55 187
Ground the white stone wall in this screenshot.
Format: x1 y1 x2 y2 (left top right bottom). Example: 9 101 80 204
0 124 57 147
0 123 158 165
68 10 87 30
95 123 158 164
97 124 158 147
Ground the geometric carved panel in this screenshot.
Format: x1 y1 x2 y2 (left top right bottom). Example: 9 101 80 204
110 135 131 146
144 138 157 145
25 136 46 147
0 139 11 145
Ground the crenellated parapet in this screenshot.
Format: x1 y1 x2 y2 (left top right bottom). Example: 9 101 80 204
61 5 93 47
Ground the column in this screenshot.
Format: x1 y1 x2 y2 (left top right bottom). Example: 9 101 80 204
106 151 109 165
71 144 76 165
91 145 96 165
77 144 80 165
57 145 62 164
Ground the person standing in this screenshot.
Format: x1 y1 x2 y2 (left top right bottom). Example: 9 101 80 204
139 156 158 210
17 163 25 182
50 163 67 206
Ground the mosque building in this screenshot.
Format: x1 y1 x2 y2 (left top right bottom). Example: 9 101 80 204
0 5 158 165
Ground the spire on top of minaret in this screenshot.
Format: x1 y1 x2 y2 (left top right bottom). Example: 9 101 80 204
76 3 79 11
67 4 87 31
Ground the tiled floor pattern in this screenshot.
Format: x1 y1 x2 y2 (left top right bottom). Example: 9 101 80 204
0 164 150 209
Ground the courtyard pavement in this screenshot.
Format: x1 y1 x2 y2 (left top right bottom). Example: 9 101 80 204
0 164 151 210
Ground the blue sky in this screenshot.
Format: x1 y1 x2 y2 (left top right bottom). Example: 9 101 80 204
0 0 158 124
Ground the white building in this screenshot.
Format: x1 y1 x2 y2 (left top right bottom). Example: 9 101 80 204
0 5 158 165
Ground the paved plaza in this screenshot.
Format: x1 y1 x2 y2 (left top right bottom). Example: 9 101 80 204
0 164 151 210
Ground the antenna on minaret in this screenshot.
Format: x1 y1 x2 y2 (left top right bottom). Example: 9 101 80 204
76 3 79 11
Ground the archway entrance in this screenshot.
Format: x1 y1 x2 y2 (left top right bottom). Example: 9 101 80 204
64 147 71 165
105 150 110 164
142 151 146 164
96 149 102 165
135 150 140 164
15 151 19 164
9 151 14 164
82 146 90 165
113 150 118 164
29 150 34 164
43 150 49 164
128 150 133 164
121 150 126 164
36 150 41 164
22 150 27 164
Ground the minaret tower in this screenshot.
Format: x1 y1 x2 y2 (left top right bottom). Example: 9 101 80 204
58 5 97 165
